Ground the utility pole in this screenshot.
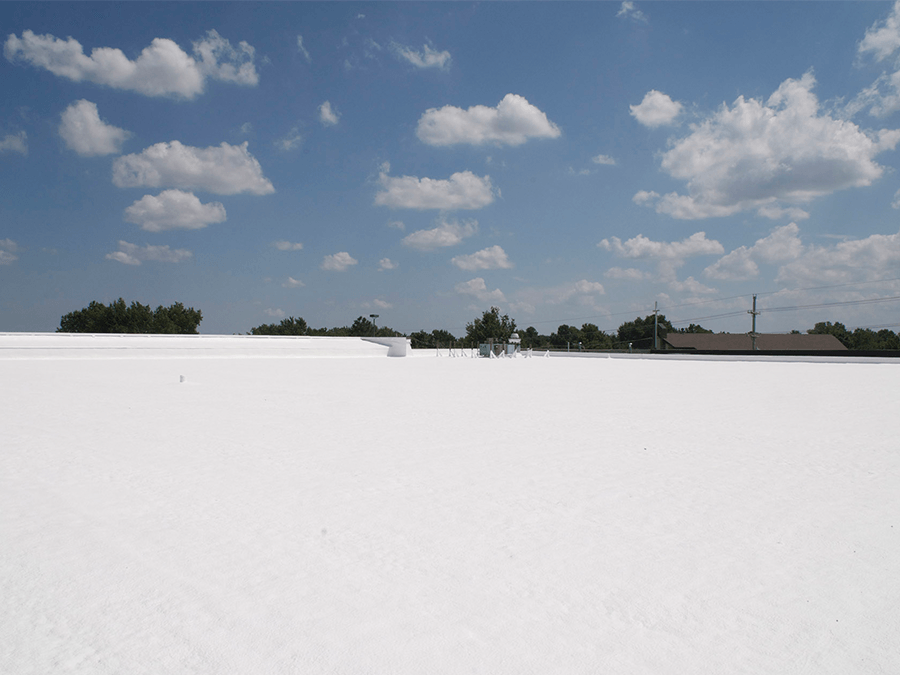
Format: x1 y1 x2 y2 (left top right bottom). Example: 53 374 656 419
652 301 659 351
748 295 760 350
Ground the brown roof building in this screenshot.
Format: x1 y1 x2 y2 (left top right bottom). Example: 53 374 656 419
661 333 848 352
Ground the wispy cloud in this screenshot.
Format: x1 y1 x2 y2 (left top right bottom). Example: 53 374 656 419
273 240 303 251
451 245 513 271
296 35 311 63
105 240 193 265
617 1 647 23
0 131 27 155
319 101 340 126
391 42 451 69
402 218 478 250
0 238 19 265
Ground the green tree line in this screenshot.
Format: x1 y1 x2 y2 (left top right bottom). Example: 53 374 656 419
806 321 900 350
248 315 403 338
58 298 202 334
57 301 900 350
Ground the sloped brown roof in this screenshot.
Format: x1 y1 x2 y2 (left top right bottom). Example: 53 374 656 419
662 333 848 351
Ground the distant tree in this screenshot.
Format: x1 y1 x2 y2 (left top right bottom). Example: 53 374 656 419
431 329 456 345
249 316 309 335
875 328 900 350
847 327 900 350
303 318 402 338
410 329 457 348
550 324 583 349
58 298 202 334
350 316 376 337
807 321 852 348
548 323 613 350
520 326 550 349
580 323 614 349
674 323 713 334
805 321 900 350
616 314 674 349
464 307 516 347
409 330 429 347
154 302 203 334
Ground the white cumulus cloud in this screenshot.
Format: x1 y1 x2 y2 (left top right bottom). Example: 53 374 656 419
636 73 900 220
0 131 27 155
668 277 716 295
378 258 398 271
4 29 257 99
757 204 810 221
777 229 900 287
391 42 451 69
599 231 723 282
704 224 804 281
630 90 682 128
123 190 226 232
59 100 129 156
592 154 616 165
510 279 605 313
859 1 900 62
402 218 478 250
113 141 274 195
455 277 506 303
376 170 494 210
319 101 340 126
282 277 305 288
321 251 358 271
416 94 561 147
574 280 605 295
599 231 723 260
451 245 513 271
105 240 192 265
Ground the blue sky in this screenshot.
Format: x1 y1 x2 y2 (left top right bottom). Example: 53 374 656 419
3 1 900 336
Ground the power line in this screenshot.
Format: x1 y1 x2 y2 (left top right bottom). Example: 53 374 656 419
762 295 900 313
444 276 900 337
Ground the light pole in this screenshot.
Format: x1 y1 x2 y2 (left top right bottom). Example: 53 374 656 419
369 314 379 336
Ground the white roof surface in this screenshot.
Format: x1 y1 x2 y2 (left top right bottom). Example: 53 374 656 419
2 336 898 673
